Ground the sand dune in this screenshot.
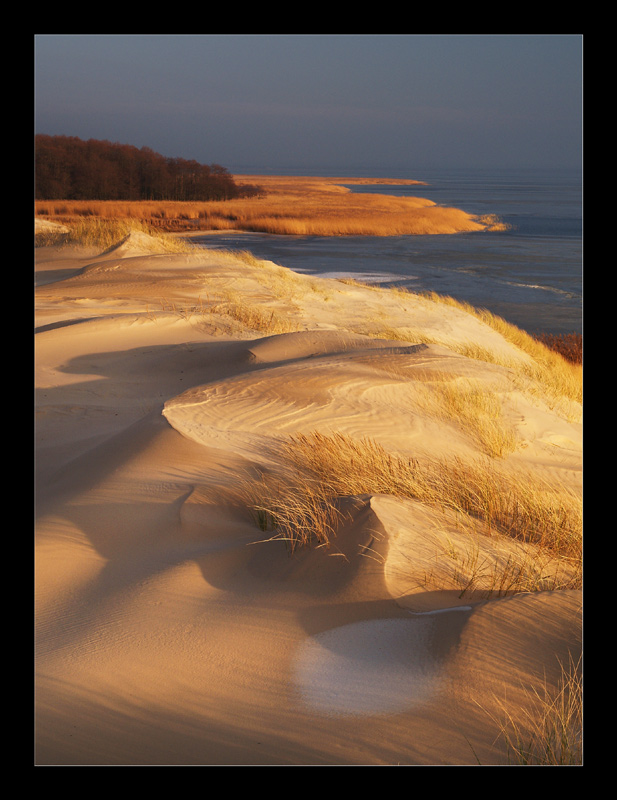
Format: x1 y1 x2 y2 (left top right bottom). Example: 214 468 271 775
35 231 582 765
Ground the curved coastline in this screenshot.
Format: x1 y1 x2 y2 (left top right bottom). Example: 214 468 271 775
35 173 508 238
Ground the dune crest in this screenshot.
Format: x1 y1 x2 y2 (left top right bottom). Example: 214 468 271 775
35 233 582 765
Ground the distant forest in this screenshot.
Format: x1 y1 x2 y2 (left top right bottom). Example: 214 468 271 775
35 135 255 202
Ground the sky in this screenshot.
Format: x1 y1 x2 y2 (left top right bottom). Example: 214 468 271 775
34 34 583 176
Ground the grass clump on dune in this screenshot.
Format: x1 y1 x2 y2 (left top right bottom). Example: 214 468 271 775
281 432 581 557
416 377 518 458
240 471 350 554
238 432 581 590
357 287 581 418
207 289 300 334
35 217 195 253
418 292 582 407
490 653 583 765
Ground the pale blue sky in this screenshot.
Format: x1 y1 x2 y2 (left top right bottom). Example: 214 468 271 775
34 34 583 174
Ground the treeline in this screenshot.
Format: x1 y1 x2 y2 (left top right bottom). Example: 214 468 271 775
35 135 256 202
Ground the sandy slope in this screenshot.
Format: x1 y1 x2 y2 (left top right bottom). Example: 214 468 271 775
35 232 582 765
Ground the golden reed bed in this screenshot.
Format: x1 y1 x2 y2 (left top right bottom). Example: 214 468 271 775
35 174 508 236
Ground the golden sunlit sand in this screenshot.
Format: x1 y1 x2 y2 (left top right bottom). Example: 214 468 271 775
35 221 581 765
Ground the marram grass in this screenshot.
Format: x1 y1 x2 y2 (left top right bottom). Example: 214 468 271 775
488 653 583 765
35 217 195 253
354 289 581 418
418 292 582 407
234 432 581 592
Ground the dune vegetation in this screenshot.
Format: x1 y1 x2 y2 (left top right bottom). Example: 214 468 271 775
34 216 195 253
236 431 581 592
337 282 582 402
488 652 582 765
533 333 582 364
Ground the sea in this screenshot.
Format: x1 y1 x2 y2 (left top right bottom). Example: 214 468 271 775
188 166 583 337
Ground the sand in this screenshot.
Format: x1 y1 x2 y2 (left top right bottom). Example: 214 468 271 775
35 229 582 766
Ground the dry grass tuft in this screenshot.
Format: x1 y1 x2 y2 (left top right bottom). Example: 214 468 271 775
420 529 579 599
208 289 300 334
35 216 195 253
207 248 270 268
233 432 581 585
237 470 352 554
281 432 581 559
414 377 518 458
489 653 583 765
366 292 582 417
154 288 300 336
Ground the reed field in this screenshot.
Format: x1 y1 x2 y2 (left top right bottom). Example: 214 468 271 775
35 174 509 236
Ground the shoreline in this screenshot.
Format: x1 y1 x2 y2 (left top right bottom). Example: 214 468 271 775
35 216 582 345
181 228 581 343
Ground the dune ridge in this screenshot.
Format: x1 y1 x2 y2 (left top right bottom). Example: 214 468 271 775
35 229 582 765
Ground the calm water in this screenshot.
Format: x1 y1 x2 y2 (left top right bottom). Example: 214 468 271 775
189 167 582 336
